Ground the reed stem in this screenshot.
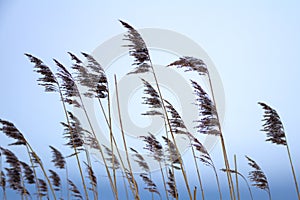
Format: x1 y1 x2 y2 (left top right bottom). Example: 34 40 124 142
114 74 140 200
25 145 41 200
207 72 235 200
286 143 300 200
150 62 193 200
190 142 205 200
97 97 137 197
26 143 57 200
234 155 240 200
57 87 89 200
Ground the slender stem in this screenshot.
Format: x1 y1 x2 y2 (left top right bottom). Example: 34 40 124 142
234 155 240 200
114 74 140 200
107 91 118 194
159 162 170 200
162 116 178 200
77 93 118 199
149 172 154 200
171 165 179 200
26 143 57 200
194 186 197 200
150 63 193 200
57 87 89 200
97 99 137 198
20 170 25 200
267 189 272 200
98 98 109 125
65 165 70 200
85 149 98 200
239 173 253 200
0 159 6 200
286 143 300 200
212 165 222 200
2 186 6 200
121 171 129 200
25 145 41 200
207 72 235 200
190 142 205 200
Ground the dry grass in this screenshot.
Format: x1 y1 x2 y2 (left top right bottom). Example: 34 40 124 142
0 20 299 200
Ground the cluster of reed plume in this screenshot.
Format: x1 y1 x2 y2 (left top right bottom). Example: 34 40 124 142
0 21 299 200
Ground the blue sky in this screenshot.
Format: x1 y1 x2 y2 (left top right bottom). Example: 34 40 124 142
1 1 300 199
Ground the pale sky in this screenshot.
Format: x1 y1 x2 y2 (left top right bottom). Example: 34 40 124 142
1 1 300 199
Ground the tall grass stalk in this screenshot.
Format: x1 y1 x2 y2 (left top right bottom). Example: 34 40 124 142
221 168 253 200
207 71 236 200
114 75 140 200
120 20 193 200
168 57 235 200
164 99 205 200
258 102 300 200
234 155 240 200
25 53 88 199
25 145 41 200
246 156 271 200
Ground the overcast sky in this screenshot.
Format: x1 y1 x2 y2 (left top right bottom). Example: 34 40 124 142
1 1 300 199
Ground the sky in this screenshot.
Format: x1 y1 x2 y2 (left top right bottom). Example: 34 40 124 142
1 1 300 199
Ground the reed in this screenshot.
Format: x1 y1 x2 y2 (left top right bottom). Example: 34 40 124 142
120 20 193 200
169 58 236 200
0 20 298 200
245 156 271 200
258 102 300 200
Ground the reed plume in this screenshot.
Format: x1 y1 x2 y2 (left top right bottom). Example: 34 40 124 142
61 111 85 153
189 78 234 199
0 119 47 199
68 179 83 200
119 20 152 75
49 146 68 199
69 52 122 195
0 119 26 146
167 168 178 199
130 148 149 172
81 52 108 99
245 156 271 200
25 54 86 199
141 78 163 116
20 161 35 185
162 136 181 170
49 170 61 191
37 179 48 198
164 99 207 199
130 148 160 198
0 170 6 200
140 133 169 200
63 53 117 198
84 161 98 198
140 173 161 198
0 148 22 192
258 102 299 199
24 53 58 92
120 20 193 199
103 145 120 170
0 147 30 198
193 137 222 200
258 102 286 145
168 56 208 75
49 146 66 170
54 59 81 107
190 80 220 136
140 133 164 163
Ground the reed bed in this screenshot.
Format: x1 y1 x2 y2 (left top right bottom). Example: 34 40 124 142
0 20 299 200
